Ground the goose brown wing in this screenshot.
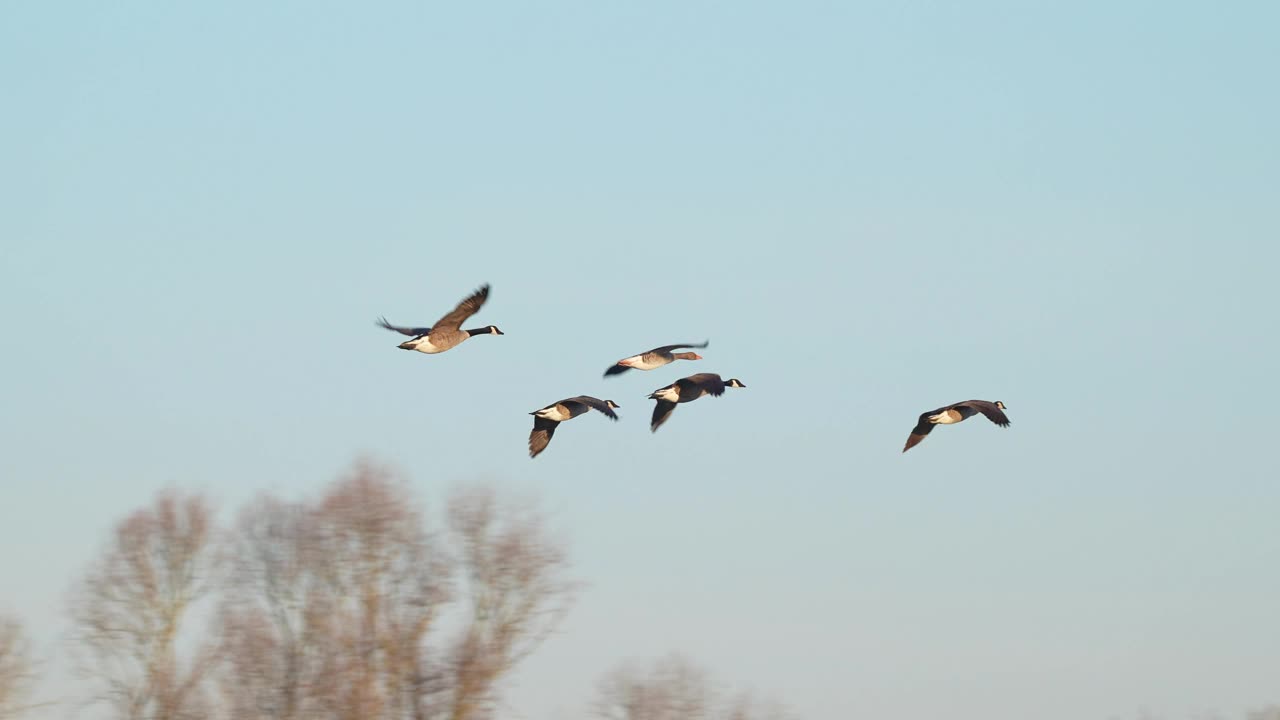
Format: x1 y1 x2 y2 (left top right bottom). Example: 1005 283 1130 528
650 340 709 354
529 416 558 458
958 400 1011 427
902 409 941 453
681 373 727 397
566 396 619 420
377 317 432 337
650 400 677 432
431 284 491 332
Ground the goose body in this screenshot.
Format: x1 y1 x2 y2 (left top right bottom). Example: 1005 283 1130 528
604 341 709 377
528 396 621 458
378 284 503 354
647 373 745 432
902 400 1010 453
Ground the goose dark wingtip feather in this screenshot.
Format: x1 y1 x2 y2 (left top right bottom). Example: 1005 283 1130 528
649 400 677 432
902 432 928 453
376 316 432 337
528 416 557 459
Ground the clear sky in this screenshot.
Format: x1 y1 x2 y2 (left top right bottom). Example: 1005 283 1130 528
2 2 1279 718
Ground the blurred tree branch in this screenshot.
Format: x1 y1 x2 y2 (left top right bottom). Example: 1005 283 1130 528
68 490 217 720
592 654 797 720
0 614 43 719
445 484 576 720
216 462 574 720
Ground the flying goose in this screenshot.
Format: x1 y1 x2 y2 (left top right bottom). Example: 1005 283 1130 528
648 373 746 432
902 400 1010 453
377 284 503 354
528 396 621 458
604 341 709 377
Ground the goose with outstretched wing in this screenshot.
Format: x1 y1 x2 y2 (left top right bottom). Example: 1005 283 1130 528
604 341 709 377
902 400 1010 453
648 373 746 432
528 396 621 458
377 284 503 354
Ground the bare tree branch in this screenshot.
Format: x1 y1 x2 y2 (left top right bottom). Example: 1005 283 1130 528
592 654 713 720
217 465 574 720
217 463 460 720
0 615 41 719
68 489 217 720
64 462 575 720
445 484 576 720
592 654 797 720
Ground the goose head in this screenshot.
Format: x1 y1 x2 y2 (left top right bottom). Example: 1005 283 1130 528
726 378 746 388
467 325 504 336
605 400 621 409
995 400 1007 409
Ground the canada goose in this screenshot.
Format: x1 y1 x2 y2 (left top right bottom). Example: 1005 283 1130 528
528 396 621 458
648 373 745 432
902 400 1010 453
604 341 709 377
377 284 503 354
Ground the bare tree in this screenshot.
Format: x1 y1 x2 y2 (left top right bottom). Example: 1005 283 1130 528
0 615 38 719
216 494 332 720
444 484 575 720
68 490 217 720
592 654 713 720
218 463 451 720
592 654 797 720
216 463 573 720
719 691 799 720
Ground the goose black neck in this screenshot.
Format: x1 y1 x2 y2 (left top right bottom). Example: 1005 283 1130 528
465 326 493 337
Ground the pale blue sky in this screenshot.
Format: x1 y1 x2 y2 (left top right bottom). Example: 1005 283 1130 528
2 2 1279 718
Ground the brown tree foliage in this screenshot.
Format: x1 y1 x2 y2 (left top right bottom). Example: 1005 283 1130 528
592 654 797 720
216 462 574 720
68 490 217 720
0 615 37 719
